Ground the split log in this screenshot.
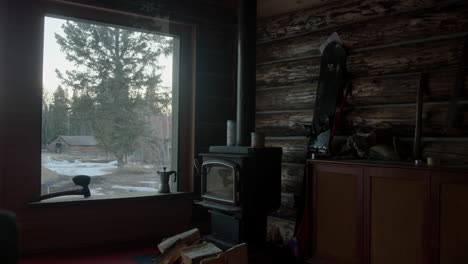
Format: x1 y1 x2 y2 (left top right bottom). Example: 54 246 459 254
200 243 248 264
199 257 224 264
257 0 451 42
180 242 222 264
158 228 201 253
266 216 296 246
257 3 468 62
153 239 187 264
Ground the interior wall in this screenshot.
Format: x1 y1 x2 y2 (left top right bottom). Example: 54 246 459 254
256 0 468 221
0 0 5 208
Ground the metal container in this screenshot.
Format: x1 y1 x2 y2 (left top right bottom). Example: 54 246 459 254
251 132 265 148
157 167 176 193
227 120 236 146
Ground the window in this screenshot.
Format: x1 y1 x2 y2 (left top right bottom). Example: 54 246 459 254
2 0 195 252
41 15 179 198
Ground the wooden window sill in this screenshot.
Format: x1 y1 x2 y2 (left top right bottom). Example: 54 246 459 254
28 191 195 208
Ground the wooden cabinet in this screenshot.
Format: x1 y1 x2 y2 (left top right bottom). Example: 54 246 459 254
306 160 468 264
311 164 363 264
432 171 468 264
366 167 430 264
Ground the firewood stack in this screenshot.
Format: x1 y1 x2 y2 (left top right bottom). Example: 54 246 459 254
153 228 248 264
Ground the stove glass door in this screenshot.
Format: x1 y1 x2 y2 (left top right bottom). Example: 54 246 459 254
202 161 238 204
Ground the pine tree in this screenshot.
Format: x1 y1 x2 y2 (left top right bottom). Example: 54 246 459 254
55 20 172 168
69 92 94 136
48 85 70 141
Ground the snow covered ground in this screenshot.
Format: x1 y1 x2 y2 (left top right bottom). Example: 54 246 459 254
111 185 158 192
42 155 117 176
90 187 106 196
41 153 162 197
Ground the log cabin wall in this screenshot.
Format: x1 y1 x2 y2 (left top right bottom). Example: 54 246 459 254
256 0 468 229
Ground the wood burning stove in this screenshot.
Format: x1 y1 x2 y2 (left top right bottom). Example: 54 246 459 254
197 146 282 248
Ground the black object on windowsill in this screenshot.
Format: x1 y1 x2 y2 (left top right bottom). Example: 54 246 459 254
33 175 91 202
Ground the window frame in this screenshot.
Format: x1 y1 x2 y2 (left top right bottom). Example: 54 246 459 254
2 0 196 252
37 0 196 197
40 13 180 197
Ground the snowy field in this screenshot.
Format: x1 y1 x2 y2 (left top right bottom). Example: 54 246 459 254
42 155 117 176
41 153 163 196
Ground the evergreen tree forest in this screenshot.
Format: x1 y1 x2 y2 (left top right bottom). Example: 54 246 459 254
42 19 173 168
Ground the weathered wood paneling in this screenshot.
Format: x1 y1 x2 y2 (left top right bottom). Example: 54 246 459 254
349 72 468 106
256 39 463 89
343 103 468 137
256 84 317 111
422 141 468 164
257 3 468 63
256 72 468 111
256 111 312 136
256 57 320 89
256 0 468 243
274 193 298 220
257 0 451 42
281 163 305 194
265 138 308 163
257 102 468 138
347 39 463 77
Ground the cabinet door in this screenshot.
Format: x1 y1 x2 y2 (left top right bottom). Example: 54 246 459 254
310 164 364 264
432 171 468 264
365 167 430 264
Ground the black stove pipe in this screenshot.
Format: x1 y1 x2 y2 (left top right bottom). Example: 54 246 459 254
236 0 256 146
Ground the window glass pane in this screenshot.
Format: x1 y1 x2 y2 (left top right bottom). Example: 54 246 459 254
41 16 177 198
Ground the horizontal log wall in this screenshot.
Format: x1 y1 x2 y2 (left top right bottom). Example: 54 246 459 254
256 0 468 219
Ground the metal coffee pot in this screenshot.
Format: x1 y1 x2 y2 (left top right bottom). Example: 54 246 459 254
157 167 177 193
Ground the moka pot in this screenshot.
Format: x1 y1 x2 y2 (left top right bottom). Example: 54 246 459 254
157 167 177 193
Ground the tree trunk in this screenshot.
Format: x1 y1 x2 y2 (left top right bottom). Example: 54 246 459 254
117 155 124 168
